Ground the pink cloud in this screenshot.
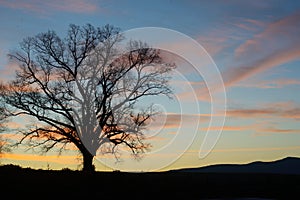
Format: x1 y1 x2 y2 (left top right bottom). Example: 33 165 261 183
224 11 300 88
227 106 300 120
0 133 24 142
235 12 300 59
224 45 300 87
236 78 300 89
0 62 19 81
229 18 265 32
200 125 248 132
196 17 265 58
255 127 300 135
200 122 299 135
232 23 256 32
197 35 228 57
243 19 265 27
206 146 300 153
149 113 209 130
227 109 276 118
0 0 98 14
175 81 211 102
5 121 22 129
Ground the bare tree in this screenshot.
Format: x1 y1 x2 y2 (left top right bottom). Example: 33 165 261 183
0 24 175 172
0 106 10 157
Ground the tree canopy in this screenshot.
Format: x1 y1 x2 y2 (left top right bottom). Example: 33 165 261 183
0 24 176 172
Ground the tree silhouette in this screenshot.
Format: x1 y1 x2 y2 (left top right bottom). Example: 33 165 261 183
0 24 175 172
0 106 10 157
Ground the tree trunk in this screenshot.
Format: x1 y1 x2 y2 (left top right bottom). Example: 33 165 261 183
82 149 95 173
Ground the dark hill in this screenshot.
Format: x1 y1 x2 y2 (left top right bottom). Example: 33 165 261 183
1 157 300 199
170 157 300 174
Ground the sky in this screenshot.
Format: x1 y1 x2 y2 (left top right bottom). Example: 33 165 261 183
0 0 300 172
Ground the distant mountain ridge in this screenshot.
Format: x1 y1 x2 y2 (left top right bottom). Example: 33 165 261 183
169 157 300 175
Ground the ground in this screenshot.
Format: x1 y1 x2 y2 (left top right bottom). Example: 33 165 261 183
1 165 299 199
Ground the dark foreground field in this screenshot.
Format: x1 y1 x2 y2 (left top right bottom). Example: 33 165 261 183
1 165 299 199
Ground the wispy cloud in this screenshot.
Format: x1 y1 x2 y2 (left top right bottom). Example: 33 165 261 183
200 125 249 132
200 119 300 135
173 13 300 98
227 105 300 120
236 78 300 89
224 45 300 88
0 133 24 141
206 146 300 153
226 108 274 118
0 61 19 81
149 113 209 130
197 35 228 57
174 81 211 102
4 121 22 129
224 11 300 88
255 127 300 135
229 18 265 32
0 0 98 14
197 16 265 58
235 12 300 60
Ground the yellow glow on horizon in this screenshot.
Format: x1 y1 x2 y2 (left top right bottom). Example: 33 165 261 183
2 153 80 165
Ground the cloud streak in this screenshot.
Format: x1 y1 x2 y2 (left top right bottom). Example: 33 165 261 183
255 127 300 135
149 113 210 130
227 106 300 120
236 78 300 89
224 11 300 88
208 145 300 153
200 125 249 132
235 12 300 59
225 45 300 87
0 61 19 81
197 35 228 57
0 0 98 14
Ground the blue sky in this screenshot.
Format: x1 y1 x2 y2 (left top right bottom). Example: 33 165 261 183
0 0 300 172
